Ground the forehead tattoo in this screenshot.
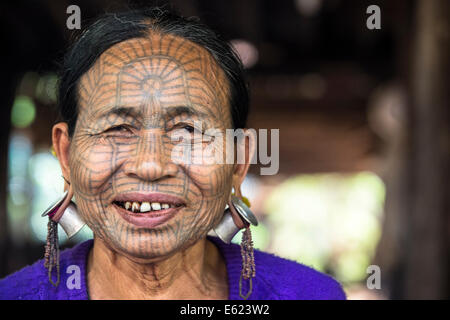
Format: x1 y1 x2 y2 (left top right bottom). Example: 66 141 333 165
69 33 234 258
77 34 231 128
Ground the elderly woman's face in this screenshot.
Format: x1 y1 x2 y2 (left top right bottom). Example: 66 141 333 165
69 34 234 260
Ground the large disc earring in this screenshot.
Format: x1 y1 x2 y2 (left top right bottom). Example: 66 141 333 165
212 195 258 243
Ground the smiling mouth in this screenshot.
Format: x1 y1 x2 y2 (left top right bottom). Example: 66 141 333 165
113 201 183 214
112 198 184 228
111 193 186 228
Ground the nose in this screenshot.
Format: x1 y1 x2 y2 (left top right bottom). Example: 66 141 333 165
123 130 178 181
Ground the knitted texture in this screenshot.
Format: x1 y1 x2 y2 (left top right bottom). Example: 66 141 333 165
0 236 346 300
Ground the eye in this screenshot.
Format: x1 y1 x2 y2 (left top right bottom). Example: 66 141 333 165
182 124 196 134
104 125 133 135
171 123 200 134
169 123 207 145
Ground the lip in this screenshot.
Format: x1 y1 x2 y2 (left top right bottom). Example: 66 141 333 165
113 202 182 228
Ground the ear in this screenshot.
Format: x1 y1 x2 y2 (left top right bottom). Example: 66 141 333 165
52 122 71 183
232 129 256 192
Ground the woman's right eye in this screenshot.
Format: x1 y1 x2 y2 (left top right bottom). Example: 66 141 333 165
181 124 195 134
104 125 133 135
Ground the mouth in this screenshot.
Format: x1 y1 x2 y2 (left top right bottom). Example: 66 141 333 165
111 192 186 228
113 201 182 213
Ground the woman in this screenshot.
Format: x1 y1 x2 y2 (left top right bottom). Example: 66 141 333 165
0 8 345 300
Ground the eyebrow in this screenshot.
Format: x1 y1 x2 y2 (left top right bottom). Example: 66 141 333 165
100 105 210 121
101 106 141 120
164 105 210 119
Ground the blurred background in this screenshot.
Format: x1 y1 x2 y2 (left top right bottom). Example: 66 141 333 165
0 0 448 299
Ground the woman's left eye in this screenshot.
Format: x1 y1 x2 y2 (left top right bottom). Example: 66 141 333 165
171 123 200 134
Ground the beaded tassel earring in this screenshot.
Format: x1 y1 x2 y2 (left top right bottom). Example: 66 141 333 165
44 147 63 286
239 224 256 299
235 192 256 300
44 218 60 287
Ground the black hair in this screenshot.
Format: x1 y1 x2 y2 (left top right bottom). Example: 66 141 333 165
58 7 249 137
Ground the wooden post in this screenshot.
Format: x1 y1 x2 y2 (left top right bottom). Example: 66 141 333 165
404 0 449 299
0 73 16 278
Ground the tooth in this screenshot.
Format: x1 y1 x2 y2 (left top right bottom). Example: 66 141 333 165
161 203 169 209
140 202 151 213
125 202 131 210
151 202 161 211
131 202 140 212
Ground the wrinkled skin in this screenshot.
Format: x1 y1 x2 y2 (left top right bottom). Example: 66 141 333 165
52 32 253 299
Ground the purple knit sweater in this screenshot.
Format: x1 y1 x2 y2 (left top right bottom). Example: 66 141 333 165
0 236 346 300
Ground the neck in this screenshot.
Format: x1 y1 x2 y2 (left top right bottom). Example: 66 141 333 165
87 236 228 300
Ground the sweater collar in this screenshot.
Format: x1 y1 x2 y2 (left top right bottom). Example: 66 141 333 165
68 236 245 300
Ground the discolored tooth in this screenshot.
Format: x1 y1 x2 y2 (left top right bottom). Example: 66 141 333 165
151 202 161 211
124 202 131 210
140 202 151 213
131 202 140 213
161 203 169 209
